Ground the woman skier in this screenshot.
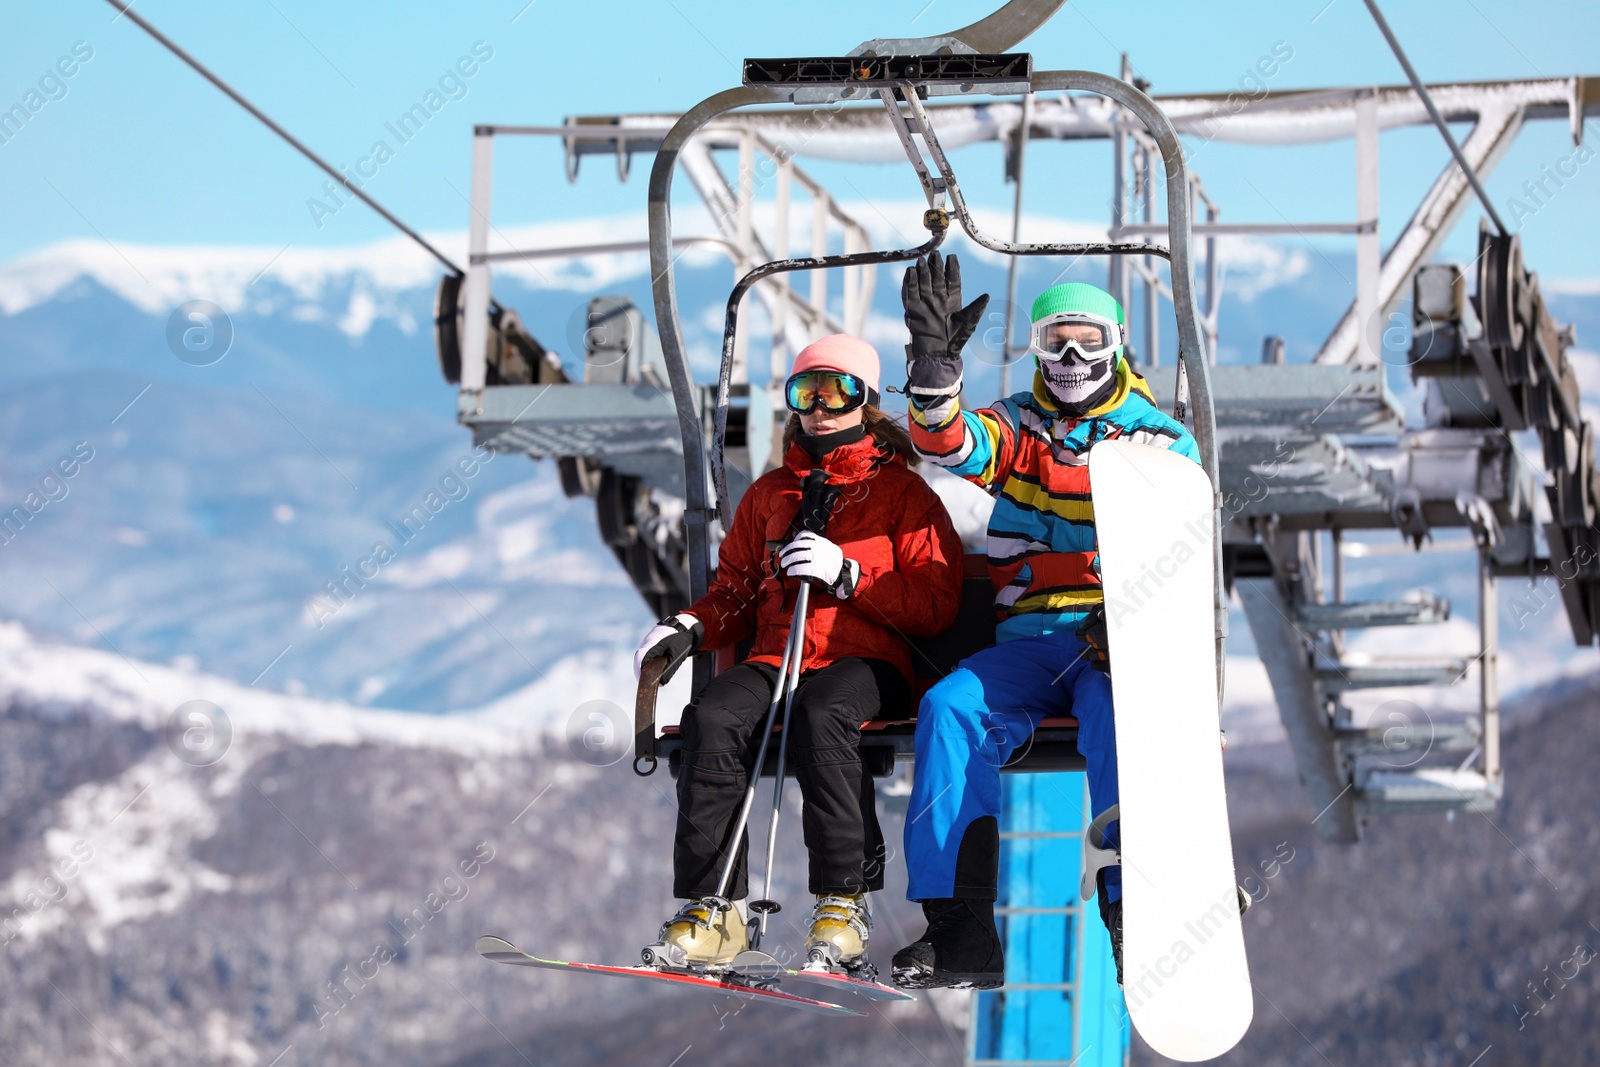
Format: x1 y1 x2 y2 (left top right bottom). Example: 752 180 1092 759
890 253 1201 990
633 333 963 977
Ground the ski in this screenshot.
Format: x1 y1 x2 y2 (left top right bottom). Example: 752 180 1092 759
774 965 913 1003
726 950 913 1003
475 936 867 1018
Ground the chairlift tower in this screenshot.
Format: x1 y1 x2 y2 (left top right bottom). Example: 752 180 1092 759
439 2 1600 1063
436 5 1600 1066
446 21 1600 844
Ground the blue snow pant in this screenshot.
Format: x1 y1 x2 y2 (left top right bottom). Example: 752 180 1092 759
905 629 1122 904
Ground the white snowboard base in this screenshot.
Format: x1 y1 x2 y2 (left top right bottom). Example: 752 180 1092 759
1089 439 1252 1062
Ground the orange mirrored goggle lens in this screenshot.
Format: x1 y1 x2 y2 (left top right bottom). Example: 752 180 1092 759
785 371 867 413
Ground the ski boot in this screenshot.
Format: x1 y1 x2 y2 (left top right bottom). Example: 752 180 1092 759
804 893 873 979
890 898 1004 989
641 897 748 971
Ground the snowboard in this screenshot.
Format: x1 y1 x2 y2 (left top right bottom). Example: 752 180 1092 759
1087 439 1253 1061
475 936 866 1018
727 950 914 1003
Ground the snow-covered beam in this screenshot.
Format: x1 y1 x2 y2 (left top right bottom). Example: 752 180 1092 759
554 75 1596 170
1314 105 1525 366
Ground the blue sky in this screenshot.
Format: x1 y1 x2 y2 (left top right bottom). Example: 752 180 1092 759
2 0 1598 277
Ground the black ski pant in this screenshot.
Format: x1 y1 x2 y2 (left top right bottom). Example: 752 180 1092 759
673 657 909 900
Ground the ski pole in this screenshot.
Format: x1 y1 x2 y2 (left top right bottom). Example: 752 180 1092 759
709 595 802 906
748 468 836 946
748 579 811 944
709 469 836 940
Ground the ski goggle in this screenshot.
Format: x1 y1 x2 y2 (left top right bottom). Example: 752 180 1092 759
1029 312 1123 363
785 370 871 414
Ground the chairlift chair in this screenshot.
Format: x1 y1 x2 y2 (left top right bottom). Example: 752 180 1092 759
632 0 1225 780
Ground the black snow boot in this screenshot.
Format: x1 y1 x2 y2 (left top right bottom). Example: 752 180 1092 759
891 898 1004 989
1094 885 1246 990
1096 878 1124 988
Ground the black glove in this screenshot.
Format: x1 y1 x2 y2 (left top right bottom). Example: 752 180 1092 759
902 251 989 395
797 468 841 536
634 613 704 685
1078 604 1110 675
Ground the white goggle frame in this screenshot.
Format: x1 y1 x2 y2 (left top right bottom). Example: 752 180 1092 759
1029 312 1123 363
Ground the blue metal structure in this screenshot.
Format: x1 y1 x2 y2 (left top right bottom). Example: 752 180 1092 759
971 772 1127 1067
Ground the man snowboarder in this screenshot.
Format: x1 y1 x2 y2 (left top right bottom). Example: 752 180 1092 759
890 252 1201 989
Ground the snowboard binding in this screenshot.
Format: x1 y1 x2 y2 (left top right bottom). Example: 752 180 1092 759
1078 805 1121 903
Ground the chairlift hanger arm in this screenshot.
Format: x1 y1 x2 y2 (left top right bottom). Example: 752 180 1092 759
649 86 792 635
103 0 468 281
708 224 953 530
940 0 1070 54
844 0 1068 59
895 87 1172 262
875 89 947 209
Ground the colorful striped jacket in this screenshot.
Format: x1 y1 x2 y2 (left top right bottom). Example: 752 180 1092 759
908 359 1201 642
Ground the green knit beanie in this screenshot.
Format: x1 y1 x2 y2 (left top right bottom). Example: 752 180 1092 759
1029 282 1125 366
1029 281 1125 325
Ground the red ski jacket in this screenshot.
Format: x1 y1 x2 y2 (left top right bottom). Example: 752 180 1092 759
683 433 963 684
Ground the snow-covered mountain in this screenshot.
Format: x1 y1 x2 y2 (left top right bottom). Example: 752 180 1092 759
0 620 963 1067
1 213 1598 1064
0 217 1597 722
3 614 1598 1066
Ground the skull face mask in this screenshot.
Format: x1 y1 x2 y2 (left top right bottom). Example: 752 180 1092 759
1037 350 1118 412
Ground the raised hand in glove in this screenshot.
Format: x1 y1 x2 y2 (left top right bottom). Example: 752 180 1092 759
778 530 861 601
1077 604 1110 675
633 612 704 683
902 250 990 397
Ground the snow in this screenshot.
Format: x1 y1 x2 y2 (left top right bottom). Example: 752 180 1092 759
18 768 232 951
1544 277 1600 296
0 619 527 757
0 605 654 947
1219 654 1285 746
0 200 1368 345
0 210 721 328
0 612 613 953
0 237 439 319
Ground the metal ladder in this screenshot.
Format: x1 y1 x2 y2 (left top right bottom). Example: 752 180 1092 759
968 773 1128 1067
1295 531 1501 817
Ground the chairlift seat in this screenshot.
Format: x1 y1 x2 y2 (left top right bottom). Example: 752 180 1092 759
646 554 1083 778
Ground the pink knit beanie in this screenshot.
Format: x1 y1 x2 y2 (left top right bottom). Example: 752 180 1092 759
790 334 881 396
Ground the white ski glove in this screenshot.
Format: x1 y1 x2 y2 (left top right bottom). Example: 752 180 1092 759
633 612 704 683
778 530 861 600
